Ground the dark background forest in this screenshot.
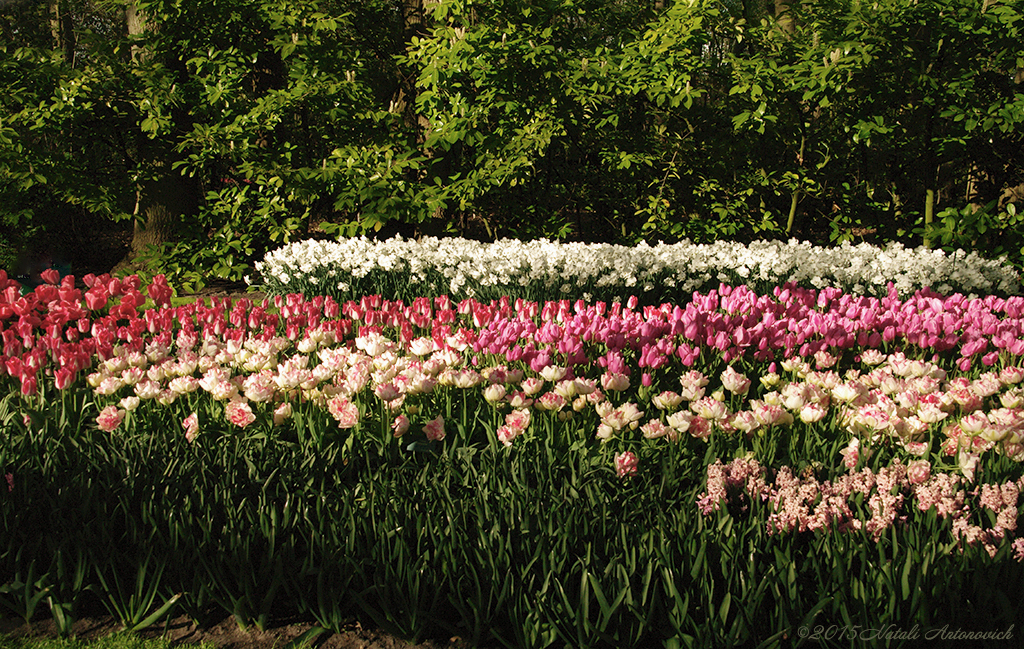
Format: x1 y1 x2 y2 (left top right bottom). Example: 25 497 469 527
1 0 1022 290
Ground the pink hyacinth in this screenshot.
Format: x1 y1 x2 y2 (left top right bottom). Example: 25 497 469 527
1013 538 1024 562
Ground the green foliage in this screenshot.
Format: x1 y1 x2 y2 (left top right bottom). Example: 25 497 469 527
1 0 1023 280
923 201 1024 267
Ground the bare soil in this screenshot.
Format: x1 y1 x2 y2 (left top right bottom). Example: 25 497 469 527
0 614 477 649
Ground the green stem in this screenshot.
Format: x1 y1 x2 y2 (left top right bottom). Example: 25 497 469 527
786 191 800 234
786 134 805 235
924 189 935 249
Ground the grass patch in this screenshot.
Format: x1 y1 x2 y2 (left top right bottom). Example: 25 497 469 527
0 632 215 649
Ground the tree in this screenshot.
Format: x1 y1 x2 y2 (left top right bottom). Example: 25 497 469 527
2 0 1021 284
1 0 394 286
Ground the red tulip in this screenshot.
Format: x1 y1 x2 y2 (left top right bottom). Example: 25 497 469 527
40 268 60 285
85 287 108 311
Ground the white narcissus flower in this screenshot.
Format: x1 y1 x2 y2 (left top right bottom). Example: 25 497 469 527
259 235 1019 300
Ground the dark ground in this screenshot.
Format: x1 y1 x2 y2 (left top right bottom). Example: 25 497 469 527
0 614 477 649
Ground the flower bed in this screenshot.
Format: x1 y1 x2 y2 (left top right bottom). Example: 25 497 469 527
255 236 1022 305
2 253 1024 646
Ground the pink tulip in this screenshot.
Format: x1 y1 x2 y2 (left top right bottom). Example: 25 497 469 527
273 403 293 426
721 365 751 395
39 268 60 285
20 375 37 396
423 415 445 441
97 405 125 432
225 399 256 428
614 451 638 478
182 412 199 441
392 414 410 437
601 371 630 392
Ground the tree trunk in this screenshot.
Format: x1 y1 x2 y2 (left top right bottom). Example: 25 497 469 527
120 1 199 267
774 0 796 36
398 0 430 140
129 164 198 258
48 0 76 65
395 0 448 233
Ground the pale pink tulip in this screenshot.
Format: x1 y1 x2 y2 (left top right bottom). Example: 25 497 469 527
225 399 256 428
183 412 199 441
615 451 638 478
97 405 125 432
721 365 751 395
423 415 446 441
391 414 410 437
328 396 359 428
